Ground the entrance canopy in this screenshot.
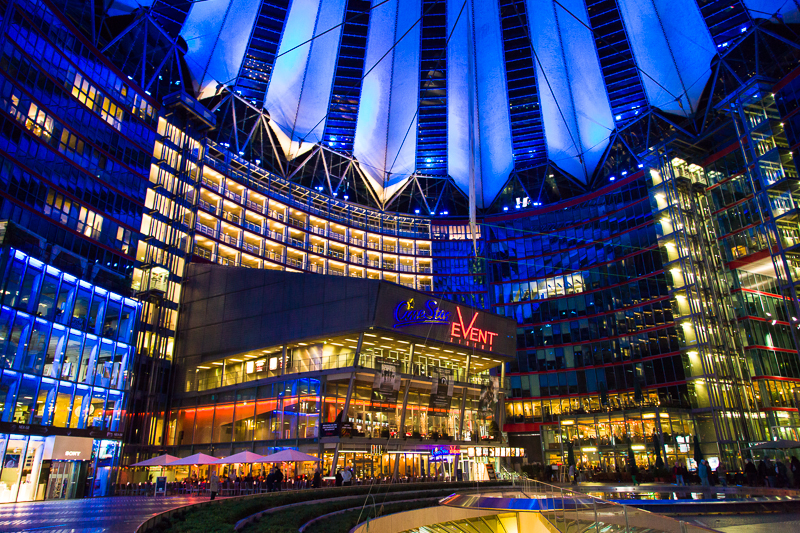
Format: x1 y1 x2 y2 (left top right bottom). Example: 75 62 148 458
131 454 179 467
212 451 268 464
168 453 219 466
262 450 321 463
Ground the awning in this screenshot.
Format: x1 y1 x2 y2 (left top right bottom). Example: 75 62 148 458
168 453 219 465
261 449 321 463
211 451 268 464
130 454 179 467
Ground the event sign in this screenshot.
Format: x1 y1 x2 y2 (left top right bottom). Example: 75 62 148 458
378 285 516 356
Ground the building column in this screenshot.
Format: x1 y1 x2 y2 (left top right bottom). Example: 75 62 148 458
498 363 506 440
331 332 364 473
457 355 472 440
280 345 287 376
393 344 416 480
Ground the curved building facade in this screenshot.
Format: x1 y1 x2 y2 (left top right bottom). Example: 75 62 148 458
2 0 800 498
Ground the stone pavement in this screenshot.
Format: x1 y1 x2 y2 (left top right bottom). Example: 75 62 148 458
0 495 215 532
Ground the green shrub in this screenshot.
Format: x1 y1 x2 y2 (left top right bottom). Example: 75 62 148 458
144 481 508 533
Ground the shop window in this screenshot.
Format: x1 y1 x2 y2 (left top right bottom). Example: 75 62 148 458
89 388 107 428
212 403 234 443
13 374 38 424
5 312 32 370
175 408 196 446
0 437 27 503
254 399 279 440
17 263 42 314
71 385 92 428
102 297 121 339
232 401 254 442
106 390 123 430
23 319 48 376
78 335 98 385
87 292 106 335
0 373 19 422
31 378 56 426
117 302 137 344
52 382 74 428
36 273 58 321
111 344 130 390
193 406 213 444
60 332 82 381
2 258 25 308
94 340 113 388
71 286 91 330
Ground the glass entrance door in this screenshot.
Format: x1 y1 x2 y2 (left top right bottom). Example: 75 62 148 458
46 462 81 500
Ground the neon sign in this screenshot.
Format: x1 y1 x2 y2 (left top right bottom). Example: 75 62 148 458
394 298 450 328
393 299 500 350
450 307 498 348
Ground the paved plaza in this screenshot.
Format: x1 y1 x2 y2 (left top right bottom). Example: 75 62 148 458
0 496 211 533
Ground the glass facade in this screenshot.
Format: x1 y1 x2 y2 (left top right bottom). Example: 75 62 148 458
0 247 138 430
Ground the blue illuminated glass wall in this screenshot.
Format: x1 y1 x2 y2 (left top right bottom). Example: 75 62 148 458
485 176 686 427
0 0 157 286
0 247 139 432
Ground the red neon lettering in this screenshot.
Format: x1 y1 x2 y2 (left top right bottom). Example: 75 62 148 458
450 307 498 348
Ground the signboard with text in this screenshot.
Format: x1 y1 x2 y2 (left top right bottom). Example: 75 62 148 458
376 285 516 357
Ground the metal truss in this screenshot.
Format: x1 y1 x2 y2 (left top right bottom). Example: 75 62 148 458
52 0 800 217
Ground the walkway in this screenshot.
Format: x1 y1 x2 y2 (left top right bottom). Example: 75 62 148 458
0 495 216 532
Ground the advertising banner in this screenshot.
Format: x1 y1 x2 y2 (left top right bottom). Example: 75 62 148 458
429 366 454 416
478 376 499 413
373 357 402 392
370 357 401 412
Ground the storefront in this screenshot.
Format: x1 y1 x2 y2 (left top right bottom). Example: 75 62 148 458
0 247 138 501
543 408 696 471
157 266 519 476
0 434 121 502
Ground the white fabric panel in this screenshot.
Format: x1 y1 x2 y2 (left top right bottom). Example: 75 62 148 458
354 0 420 200
446 0 472 195
265 0 346 159
180 0 261 99
555 0 614 180
618 0 715 116
354 0 397 194
743 0 800 23
384 0 421 187
473 0 514 207
528 0 588 183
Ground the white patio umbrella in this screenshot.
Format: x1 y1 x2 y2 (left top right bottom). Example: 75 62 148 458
168 453 219 465
261 450 321 463
211 451 268 464
130 454 178 467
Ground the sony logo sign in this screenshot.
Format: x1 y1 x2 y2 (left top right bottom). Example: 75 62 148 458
64 451 81 457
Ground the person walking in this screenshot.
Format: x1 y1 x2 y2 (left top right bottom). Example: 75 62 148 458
716 461 727 488
674 461 685 486
312 468 322 488
745 459 757 486
335 469 343 487
765 458 777 488
209 469 220 501
698 459 709 487
342 466 352 486
274 466 284 491
629 461 640 486
791 456 800 488
569 463 577 485
758 459 768 486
